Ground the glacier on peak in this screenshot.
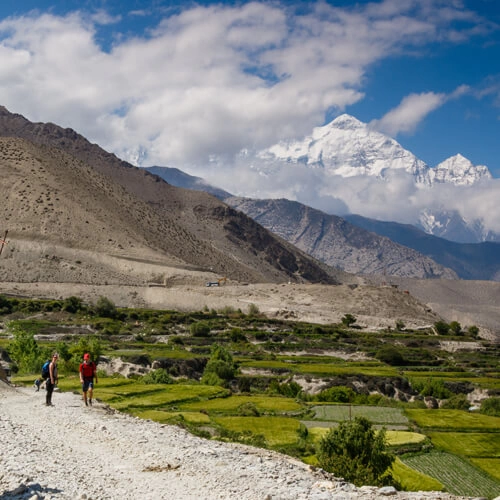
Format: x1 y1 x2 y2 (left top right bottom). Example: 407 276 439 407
431 153 492 186
258 114 490 189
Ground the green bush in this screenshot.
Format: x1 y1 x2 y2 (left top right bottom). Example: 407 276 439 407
316 385 354 403
441 394 470 410
201 344 236 386
317 416 395 487
434 321 449 335
480 397 500 417
190 321 211 337
94 296 117 318
341 314 357 327
375 346 406 366
142 368 173 384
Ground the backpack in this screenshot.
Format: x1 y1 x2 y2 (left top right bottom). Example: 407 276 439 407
41 360 51 379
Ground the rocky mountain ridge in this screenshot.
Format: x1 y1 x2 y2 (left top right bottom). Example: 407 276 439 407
145 165 500 281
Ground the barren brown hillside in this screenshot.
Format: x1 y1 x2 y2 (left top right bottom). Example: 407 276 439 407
0 134 346 285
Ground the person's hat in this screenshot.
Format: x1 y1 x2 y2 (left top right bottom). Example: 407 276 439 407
83 353 90 360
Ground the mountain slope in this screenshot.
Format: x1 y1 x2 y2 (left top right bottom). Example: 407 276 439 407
0 107 347 286
225 197 457 280
142 166 457 280
344 214 500 281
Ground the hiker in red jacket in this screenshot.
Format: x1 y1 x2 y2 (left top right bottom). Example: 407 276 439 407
79 353 98 406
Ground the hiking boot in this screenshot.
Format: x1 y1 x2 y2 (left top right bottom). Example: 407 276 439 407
85 400 88 406
89 399 92 406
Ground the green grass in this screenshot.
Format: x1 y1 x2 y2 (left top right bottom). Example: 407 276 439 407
391 457 444 492
97 383 228 410
470 458 500 482
401 450 500 498
239 359 398 377
427 432 500 458
406 409 500 430
307 428 426 447
214 416 301 446
310 404 409 425
178 394 302 413
129 409 211 424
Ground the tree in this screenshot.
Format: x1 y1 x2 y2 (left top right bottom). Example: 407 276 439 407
7 323 45 373
480 397 500 417
341 314 357 328
94 296 117 318
317 417 395 487
449 321 462 336
375 346 406 366
190 321 211 337
434 321 449 335
201 344 236 386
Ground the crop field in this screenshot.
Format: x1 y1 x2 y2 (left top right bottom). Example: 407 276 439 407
178 394 302 414
391 458 444 492
310 404 409 425
214 416 301 446
239 359 398 377
95 383 228 410
401 450 500 498
470 458 500 482
129 409 211 424
427 432 500 458
307 428 426 447
405 409 500 430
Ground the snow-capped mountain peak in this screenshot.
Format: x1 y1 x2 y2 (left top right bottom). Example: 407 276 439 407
260 113 430 183
431 153 492 186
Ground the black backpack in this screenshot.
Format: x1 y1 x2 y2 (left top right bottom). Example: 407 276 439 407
41 360 51 379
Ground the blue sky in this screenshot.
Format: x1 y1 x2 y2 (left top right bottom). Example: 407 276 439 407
0 0 498 175
1 0 500 235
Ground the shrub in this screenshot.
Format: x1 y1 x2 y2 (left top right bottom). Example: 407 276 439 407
316 385 354 403
190 321 211 337
94 296 117 318
441 394 470 410
467 325 479 338
62 296 84 314
201 344 236 386
6 324 45 374
449 321 462 336
375 346 406 366
341 314 357 327
434 321 449 335
142 368 173 384
480 397 500 417
317 417 395 487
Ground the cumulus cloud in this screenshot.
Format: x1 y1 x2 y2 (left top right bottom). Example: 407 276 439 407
0 0 488 167
0 1 498 236
371 85 472 136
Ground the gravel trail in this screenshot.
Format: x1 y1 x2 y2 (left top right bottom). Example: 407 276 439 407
0 383 472 500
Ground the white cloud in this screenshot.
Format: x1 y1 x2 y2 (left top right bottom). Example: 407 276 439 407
0 1 488 167
0 1 498 236
370 92 447 136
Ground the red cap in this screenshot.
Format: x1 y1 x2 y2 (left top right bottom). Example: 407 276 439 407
83 353 90 360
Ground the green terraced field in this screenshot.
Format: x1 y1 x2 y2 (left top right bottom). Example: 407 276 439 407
406 409 500 430
178 394 302 413
401 450 500 498
214 415 301 446
427 432 500 458
311 404 409 425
